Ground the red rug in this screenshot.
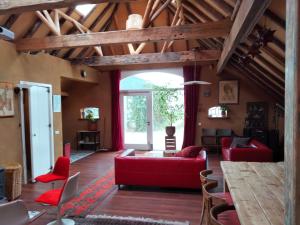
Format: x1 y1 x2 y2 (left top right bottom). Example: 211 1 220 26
61 169 116 216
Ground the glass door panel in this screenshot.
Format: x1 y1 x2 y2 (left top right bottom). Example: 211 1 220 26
121 92 153 150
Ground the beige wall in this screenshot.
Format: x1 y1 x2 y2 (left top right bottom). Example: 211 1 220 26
195 65 284 145
61 77 112 150
0 40 108 165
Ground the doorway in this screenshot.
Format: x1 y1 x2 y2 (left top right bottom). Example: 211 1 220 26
19 81 54 183
120 68 184 150
121 91 153 150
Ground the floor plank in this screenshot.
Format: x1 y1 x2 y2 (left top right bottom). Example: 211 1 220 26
19 151 223 225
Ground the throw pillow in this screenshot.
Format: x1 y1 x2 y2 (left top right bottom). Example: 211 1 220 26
230 137 251 148
175 146 202 158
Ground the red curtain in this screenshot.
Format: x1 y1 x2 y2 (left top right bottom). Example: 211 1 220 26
182 66 200 148
111 70 124 151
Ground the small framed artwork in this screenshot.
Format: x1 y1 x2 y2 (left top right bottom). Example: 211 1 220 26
0 82 15 117
219 80 239 104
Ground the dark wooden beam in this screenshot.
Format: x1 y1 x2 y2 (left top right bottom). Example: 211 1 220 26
264 9 285 29
16 20 232 52
285 0 300 224
216 0 271 74
0 0 135 15
71 50 221 67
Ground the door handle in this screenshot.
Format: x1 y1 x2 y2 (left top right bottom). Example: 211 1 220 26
146 122 150 125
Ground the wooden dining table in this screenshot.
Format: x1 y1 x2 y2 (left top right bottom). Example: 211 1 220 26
221 161 284 225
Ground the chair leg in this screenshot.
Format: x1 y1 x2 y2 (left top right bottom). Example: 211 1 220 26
200 200 206 225
46 205 75 225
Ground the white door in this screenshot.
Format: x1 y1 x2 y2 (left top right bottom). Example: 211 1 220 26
121 92 153 150
28 86 53 180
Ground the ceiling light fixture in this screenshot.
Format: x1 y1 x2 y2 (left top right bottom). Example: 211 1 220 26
182 48 212 86
126 14 143 30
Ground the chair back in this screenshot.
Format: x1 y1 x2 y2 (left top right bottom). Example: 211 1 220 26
200 169 214 184
59 172 80 205
53 156 70 178
0 200 29 225
210 203 236 225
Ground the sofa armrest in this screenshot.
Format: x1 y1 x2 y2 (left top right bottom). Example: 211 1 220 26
221 137 233 148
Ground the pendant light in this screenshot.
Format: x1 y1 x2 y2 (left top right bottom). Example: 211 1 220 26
183 48 211 86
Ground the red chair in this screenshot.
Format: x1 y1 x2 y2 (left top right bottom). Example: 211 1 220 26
210 203 241 225
35 157 70 186
35 172 80 225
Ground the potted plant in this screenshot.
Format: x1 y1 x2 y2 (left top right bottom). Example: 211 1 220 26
153 85 184 137
220 104 229 117
86 110 98 131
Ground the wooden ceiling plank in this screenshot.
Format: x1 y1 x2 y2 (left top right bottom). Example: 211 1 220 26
71 3 117 59
60 3 111 58
216 0 271 74
16 19 232 52
72 50 221 66
264 9 285 29
204 0 232 18
3 14 20 29
0 0 136 15
188 0 223 21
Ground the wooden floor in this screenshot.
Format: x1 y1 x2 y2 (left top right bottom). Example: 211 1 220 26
21 151 223 225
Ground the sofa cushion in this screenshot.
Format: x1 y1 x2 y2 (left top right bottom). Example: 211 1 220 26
175 146 202 158
230 137 251 148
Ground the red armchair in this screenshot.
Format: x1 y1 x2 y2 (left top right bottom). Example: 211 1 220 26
222 137 273 162
115 149 207 189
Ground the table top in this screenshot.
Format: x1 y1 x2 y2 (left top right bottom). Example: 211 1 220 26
221 161 284 225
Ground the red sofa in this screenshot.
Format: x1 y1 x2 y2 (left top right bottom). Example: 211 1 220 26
115 149 207 189
222 137 273 162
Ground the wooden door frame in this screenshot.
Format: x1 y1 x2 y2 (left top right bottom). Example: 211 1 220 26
18 81 54 184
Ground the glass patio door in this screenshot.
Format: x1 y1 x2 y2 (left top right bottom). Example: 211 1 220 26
121 91 153 150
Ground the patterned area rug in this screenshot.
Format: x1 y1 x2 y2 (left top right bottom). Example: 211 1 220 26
73 215 189 225
62 169 116 216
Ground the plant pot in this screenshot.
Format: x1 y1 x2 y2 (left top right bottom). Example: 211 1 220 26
88 121 98 131
166 126 176 137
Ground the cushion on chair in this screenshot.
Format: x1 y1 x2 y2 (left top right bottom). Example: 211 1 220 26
230 137 251 148
35 173 67 183
212 192 234 205
217 210 241 225
35 189 62 206
175 146 202 157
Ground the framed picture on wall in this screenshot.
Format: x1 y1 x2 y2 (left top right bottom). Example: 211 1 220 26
0 82 14 117
219 80 239 104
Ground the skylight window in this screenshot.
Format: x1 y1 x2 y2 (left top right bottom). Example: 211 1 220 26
75 4 96 17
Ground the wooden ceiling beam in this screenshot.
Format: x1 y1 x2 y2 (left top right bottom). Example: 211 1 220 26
216 0 271 74
0 0 136 15
71 50 221 67
16 20 232 52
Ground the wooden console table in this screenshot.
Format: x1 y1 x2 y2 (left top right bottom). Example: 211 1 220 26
77 130 100 151
221 161 284 225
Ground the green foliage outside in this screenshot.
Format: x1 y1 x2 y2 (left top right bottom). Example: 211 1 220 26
153 85 184 129
125 85 184 132
125 96 147 132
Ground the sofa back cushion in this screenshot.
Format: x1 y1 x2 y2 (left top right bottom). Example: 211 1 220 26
175 146 202 158
230 137 251 148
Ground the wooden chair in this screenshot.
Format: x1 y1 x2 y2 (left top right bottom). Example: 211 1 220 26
200 170 233 225
210 203 240 225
